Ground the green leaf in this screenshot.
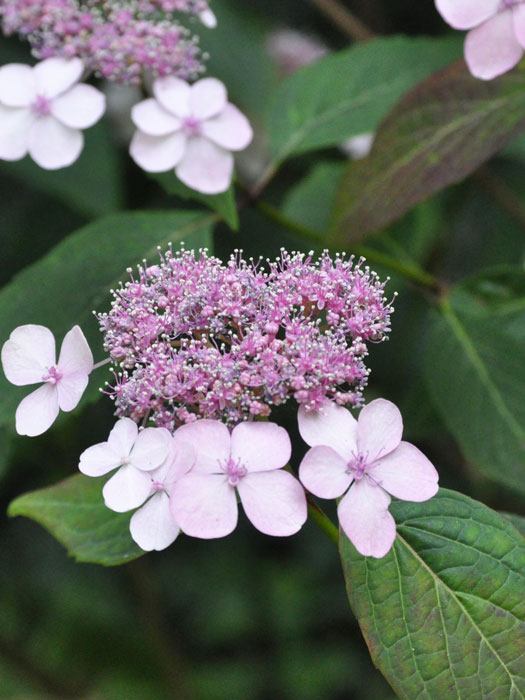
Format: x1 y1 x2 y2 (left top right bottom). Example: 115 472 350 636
0 210 214 428
501 513 525 537
202 0 279 117
340 488 525 699
332 62 525 241
424 269 525 494
0 122 124 218
154 173 239 230
268 36 462 166
8 475 142 566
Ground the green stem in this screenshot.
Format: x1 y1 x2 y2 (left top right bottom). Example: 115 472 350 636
308 501 340 545
256 200 440 292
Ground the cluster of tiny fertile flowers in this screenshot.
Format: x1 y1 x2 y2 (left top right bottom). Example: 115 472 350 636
2 247 440 557
436 0 525 80
0 1 254 193
98 247 394 429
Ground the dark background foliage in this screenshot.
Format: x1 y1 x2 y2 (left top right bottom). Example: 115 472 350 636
0 1 523 698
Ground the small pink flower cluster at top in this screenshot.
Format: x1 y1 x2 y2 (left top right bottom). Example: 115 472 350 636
0 2 253 193
436 0 525 80
1 248 438 558
98 247 394 428
0 0 213 84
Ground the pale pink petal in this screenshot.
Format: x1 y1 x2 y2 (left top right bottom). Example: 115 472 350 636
357 399 402 463
2 325 55 386
159 435 195 486
129 129 186 173
0 64 36 107
130 492 180 551
230 422 291 472
341 132 374 160
33 57 83 98
56 373 89 412
368 441 439 502
170 473 238 538
107 418 138 458
153 76 191 118
297 402 357 460
190 78 227 120
57 326 93 377
199 9 217 28
15 383 59 437
174 420 231 473
435 0 500 30
0 105 32 161
176 136 233 194
338 480 396 559
513 4 525 48
465 11 523 80
78 442 122 477
51 84 105 129
103 465 153 512
238 470 307 536
129 427 172 472
131 98 181 136
28 116 83 170
202 103 253 151
299 446 353 499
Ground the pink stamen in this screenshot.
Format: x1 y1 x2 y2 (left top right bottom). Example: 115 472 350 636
222 457 247 487
32 94 51 117
182 116 202 137
42 366 63 384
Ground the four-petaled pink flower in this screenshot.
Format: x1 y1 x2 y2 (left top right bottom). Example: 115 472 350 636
2 324 93 437
436 0 525 80
79 418 195 551
298 399 439 558
170 420 307 538
129 76 253 194
0 57 105 169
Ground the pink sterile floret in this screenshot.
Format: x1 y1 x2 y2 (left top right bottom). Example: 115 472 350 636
98 247 394 429
170 420 307 538
129 76 253 194
0 57 106 169
1 324 93 436
435 0 525 80
298 399 439 558
79 416 195 551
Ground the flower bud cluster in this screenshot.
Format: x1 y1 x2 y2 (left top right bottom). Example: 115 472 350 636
0 0 211 84
98 247 393 429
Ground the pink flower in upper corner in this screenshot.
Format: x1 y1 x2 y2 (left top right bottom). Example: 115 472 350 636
298 399 439 558
2 325 93 437
171 420 307 538
0 57 105 169
435 0 525 80
129 76 253 195
79 418 195 551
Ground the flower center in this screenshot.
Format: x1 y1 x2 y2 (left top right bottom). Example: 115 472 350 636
346 453 368 480
501 0 523 8
152 480 165 492
222 457 247 487
31 95 52 117
42 366 63 385
182 115 202 137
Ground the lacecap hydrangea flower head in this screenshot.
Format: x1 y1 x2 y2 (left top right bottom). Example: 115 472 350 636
0 1 253 194
436 0 525 80
2 246 439 558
